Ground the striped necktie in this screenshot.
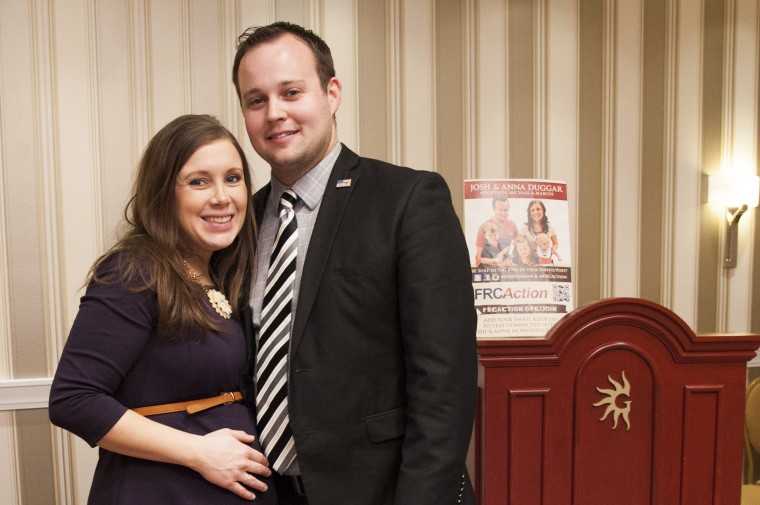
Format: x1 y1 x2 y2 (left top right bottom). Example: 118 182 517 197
256 189 298 472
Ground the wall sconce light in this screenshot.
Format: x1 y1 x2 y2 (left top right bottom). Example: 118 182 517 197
707 173 760 268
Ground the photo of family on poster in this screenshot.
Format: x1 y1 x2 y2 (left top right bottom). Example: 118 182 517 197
473 197 565 269
464 179 574 339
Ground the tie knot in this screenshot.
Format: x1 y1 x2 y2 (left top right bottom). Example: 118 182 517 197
279 189 298 211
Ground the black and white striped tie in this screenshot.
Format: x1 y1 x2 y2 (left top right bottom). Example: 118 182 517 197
256 189 298 472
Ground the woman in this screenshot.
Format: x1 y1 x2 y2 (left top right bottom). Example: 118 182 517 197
521 200 561 259
49 115 277 504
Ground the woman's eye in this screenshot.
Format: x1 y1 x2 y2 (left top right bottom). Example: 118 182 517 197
226 175 242 184
188 179 205 186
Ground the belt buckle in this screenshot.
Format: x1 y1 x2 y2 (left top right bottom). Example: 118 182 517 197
290 475 306 497
222 391 235 405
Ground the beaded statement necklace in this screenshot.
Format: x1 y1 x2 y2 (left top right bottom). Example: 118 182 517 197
183 259 232 319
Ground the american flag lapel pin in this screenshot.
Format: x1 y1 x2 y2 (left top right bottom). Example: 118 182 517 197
336 179 352 188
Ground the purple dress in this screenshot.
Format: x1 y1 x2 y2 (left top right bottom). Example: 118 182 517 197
49 260 277 505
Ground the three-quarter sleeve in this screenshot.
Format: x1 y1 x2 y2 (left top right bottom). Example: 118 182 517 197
49 272 157 447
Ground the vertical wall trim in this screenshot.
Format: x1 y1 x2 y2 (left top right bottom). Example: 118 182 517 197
428 0 438 168
399 0 436 170
721 0 736 167
51 429 75 505
716 0 737 331
601 1 616 297
505 1 511 176
128 0 151 158
431 0 438 169
310 0 323 35
508 0 535 179
33 0 65 372
321 0 359 149
87 0 104 252
387 0 402 165
351 0 360 147
0 70 10 379
725 0 759 331
30 2 76 503
660 0 678 307
577 0 604 305
473 0 508 178
0 414 21 505
221 1 240 129
464 0 477 179
748 0 759 330
668 0 711 328
697 0 724 332
610 0 643 298
571 0 580 281
0 17 8 372
181 0 192 111
752 1 760 333
534 0 547 179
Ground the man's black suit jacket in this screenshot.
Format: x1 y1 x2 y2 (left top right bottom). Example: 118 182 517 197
242 145 478 505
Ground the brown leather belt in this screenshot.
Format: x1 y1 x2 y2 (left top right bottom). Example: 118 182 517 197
133 391 243 416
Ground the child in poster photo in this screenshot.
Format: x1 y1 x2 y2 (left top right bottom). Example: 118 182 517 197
510 236 538 267
479 222 512 267
535 232 561 265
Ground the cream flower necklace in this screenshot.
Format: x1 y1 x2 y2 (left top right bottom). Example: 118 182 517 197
183 259 232 319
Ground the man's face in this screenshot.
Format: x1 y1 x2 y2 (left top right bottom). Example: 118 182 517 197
236 34 341 185
493 200 510 222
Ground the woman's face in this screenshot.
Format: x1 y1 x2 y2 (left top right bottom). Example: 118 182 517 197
174 139 248 263
529 202 544 222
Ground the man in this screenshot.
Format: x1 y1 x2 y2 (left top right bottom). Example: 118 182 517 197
473 197 520 267
233 22 477 505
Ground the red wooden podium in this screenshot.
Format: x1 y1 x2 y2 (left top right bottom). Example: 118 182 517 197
476 298 760 505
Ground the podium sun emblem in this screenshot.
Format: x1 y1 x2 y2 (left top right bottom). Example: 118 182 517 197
592 371 631 430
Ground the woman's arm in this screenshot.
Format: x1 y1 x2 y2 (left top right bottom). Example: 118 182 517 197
550 230 562 259
98 410 270 499
49 265 269 500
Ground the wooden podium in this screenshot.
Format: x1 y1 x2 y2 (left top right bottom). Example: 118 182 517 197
475 298 760 505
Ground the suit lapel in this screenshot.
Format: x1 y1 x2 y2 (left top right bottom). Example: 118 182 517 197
290 145 360 355
252 184 271 229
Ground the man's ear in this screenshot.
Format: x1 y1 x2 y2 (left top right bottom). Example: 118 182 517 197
327 77 342 115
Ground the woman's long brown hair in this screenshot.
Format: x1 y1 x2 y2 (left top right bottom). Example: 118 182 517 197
88 114 256 341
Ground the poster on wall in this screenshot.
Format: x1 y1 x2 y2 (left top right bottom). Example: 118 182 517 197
464 179 574 339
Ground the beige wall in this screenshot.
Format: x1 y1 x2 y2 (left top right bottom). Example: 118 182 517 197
0 0 758 503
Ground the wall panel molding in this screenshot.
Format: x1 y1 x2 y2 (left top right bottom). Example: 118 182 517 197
611 0 643 298
601 0 616 297
400 0 436 171
716 0 737 331
323 0 359 150
475 0 507 178
386 0 402 165
464 0 477 180
670 0 704 327
0 413 21 505
535 0 547 180
86 0 105 254
546 0 579 271
726 0 759 331
660 0 678 308
0 379 52 411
